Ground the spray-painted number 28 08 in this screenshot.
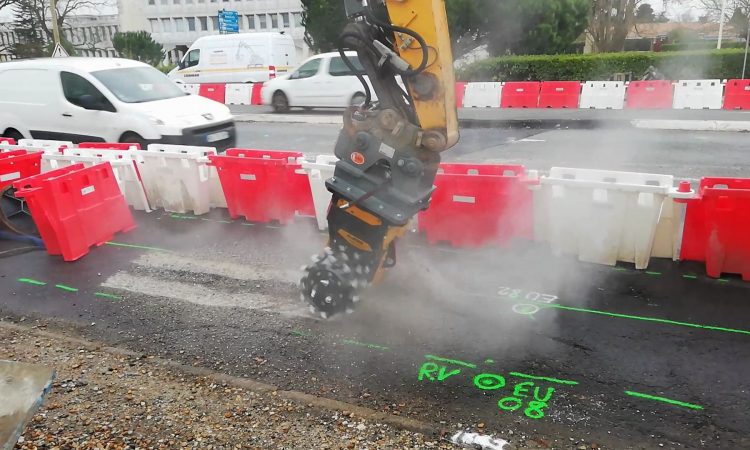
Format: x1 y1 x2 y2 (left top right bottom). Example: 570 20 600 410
497 287 558 303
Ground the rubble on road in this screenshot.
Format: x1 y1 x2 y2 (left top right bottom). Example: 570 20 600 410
1 325 456 450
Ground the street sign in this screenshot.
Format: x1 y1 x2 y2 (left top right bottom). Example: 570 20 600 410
51 43 69 58
218 10 239 34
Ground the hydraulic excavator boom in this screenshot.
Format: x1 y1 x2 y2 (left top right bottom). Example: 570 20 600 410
300 0 459 318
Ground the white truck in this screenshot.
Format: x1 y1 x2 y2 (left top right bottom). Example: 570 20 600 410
169 32 299 84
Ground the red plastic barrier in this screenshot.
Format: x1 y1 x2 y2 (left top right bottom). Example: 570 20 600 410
539 81 581 109
79 142 142 150
626 81 674 109
209 149 313 224
418 163 533 248
0 137 16 145
13 163 136 261
199 84 227 104
501 82 540 108
681 178 750 280
0 150 42 189
251 83 264 105
723 79 750 110
455 82 467 108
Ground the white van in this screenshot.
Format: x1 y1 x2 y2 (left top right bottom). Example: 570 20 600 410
0 58 236 150
170 32 298 84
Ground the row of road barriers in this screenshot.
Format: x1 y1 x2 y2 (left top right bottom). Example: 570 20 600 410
181 79 750 111
1 139 748 280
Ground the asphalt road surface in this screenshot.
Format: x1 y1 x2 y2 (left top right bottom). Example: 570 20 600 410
235 122 749 180
2 208 750 449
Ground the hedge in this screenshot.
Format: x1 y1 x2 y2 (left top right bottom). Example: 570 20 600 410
458 49 749 82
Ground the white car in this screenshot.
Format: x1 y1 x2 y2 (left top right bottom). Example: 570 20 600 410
261 51 373 112
0 58 236 150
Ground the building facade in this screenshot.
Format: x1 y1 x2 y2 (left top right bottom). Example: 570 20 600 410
117 0 309 64
0 14 119 61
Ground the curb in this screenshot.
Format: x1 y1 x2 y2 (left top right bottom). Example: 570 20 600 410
0 321 438 436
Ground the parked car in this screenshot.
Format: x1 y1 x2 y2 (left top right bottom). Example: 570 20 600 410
169 32 298 84
0 58 236 150
261 51 374 112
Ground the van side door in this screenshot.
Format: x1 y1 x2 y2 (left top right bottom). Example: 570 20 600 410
56 71 118 142
0 68 60 139
178 48 201 83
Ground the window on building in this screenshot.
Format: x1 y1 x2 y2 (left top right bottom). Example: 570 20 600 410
211 16 219 30
258 14 267 29
186 0 193 3
173 0 181 4
187 17 196 31
198 16 208 31
281 13 289 28
174 18 185 32
148 0 155 4
160 0 168 4
149 19 159 32
161 18 173 32
271 14 278 29
247 14 255 30
293 12 302 27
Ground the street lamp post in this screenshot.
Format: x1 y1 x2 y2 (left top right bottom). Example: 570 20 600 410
50 0 61 47
718 0 728 49
743 15 750 79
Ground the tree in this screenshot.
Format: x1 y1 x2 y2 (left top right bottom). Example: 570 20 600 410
484 0 590 55
699 0 750 21
587 1 683 52
729 7 750 37
635 3 656 22
112 31 164 66
1 0 110 58
300 0 348 53
11 1 46 58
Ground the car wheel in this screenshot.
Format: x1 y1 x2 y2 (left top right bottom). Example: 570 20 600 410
272 91 290 113
2 128 23 141
350 92 367 107
120 132 147 150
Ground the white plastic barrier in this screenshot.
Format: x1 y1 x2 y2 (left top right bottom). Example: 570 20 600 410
225 84 252 105
18 139 74 153
579 81 626 109
535 168 685 269
42 154 150 211
463 82 502 108
673 79 724 110
0 144 47 154
134 146 213 215
301 155 338 230
146 144 226 208
178 83 201 95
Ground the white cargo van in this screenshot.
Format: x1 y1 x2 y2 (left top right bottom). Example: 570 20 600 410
0 58 236 150
169 32 298 84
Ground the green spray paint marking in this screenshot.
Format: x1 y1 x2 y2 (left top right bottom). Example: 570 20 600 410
484 359 495 364
509 372 579 386
646 271 662 276
17 278 46 286
342 339 390 351
94 292 122 300
613 267 628 272
170 214 198 220
241 223 255 226
106 242 170 252
291 330 313 337
201 218 232 224
425 355 477 369
55 284 78 292
624 390 703 410
718 279 730 283
542 303 750 336
682 274 698 280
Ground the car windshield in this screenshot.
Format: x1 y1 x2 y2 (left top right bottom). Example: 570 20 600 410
92 66 185 103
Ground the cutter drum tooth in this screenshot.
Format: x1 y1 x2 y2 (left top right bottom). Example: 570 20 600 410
301 252 358 318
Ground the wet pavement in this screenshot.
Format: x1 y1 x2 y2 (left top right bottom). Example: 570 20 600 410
2 209 750 449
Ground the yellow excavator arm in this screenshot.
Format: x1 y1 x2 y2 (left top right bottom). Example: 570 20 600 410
300 0 459 318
